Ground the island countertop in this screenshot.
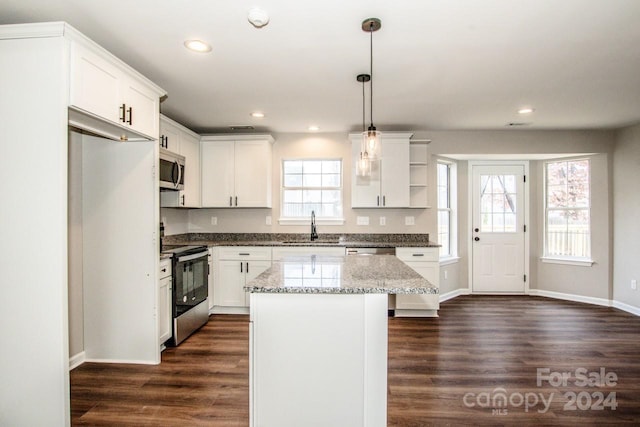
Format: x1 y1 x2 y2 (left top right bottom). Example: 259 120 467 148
244 255 439 295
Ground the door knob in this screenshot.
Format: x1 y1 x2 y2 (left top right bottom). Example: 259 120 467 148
474 228 479 232
474 237 480 241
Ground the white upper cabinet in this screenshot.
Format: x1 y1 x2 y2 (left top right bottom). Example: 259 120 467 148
160 114 201 208
69 35 164 141
201 140 235 207
351 132 412 208
201 135 274 208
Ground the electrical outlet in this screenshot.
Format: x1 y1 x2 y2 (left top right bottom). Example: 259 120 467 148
265 216 272 226
632 279 637 290
379 216 386 226
211 216 218 225
405 216 415 226
357 216 370 226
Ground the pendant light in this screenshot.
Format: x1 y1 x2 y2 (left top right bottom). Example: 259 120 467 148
362 18 381 160
356 73 371 177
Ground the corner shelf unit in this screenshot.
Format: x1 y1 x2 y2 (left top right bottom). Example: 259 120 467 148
409 139 431 208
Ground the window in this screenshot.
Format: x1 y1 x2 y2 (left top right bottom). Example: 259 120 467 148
281 159 343 222
437 161 457 259
544 159 591 260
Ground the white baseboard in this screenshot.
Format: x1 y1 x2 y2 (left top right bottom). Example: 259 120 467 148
439 288 471 303
528 289 611 307
442 288 640 318
69 351 86 370
210 306 250 315
84 358 160 365
612 300 640 316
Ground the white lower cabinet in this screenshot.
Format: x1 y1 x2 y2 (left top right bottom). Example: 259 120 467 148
271 246 345 260
208 247 214 311
395 247 440 317
213 247 272 313
158 258 173 345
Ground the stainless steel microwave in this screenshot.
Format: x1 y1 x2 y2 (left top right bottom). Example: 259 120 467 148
159 148 185 191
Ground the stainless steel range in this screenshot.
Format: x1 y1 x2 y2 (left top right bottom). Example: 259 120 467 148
162 245 209 346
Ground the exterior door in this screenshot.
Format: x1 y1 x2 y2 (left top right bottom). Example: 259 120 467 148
472 164 526 293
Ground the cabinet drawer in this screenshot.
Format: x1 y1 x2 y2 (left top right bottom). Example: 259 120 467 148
159 258 172 279
218 246 272 261
396 247 439 262
272 246 345 260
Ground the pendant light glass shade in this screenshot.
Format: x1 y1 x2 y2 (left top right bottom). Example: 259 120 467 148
356 73 371 177
363 126 380 160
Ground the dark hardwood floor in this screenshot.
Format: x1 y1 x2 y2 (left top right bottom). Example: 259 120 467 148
71 296 640 425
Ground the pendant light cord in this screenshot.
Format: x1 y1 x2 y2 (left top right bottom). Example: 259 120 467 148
369 22 374 129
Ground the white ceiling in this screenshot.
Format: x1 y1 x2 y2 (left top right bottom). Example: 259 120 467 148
2 0 640 134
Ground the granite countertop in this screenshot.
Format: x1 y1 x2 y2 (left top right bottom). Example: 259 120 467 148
244 255 439 295
162 233 440 249
186 239 438 248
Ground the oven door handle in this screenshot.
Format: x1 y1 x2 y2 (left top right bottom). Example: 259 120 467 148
177 252 208 263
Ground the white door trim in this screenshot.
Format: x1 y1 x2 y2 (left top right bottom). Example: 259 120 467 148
467 160 530 294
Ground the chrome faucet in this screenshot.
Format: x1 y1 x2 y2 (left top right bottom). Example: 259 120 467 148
310 210 319 241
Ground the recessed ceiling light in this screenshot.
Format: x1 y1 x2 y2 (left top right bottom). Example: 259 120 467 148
184 39 212 53
251 112 265 118
518 107 535 114
308 126 320 132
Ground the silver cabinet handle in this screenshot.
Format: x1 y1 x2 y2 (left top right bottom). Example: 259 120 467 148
377 196 380 206
235 196 238 206
229 196 233 207
412 253 425 257
383 195 386 206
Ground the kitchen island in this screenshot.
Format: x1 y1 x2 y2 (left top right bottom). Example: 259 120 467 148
245 255 438 427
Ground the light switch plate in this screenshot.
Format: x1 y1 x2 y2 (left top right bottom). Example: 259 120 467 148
405 216 415 226
211 216 218 225
379 216 386 226
265 216 272 226
357 216 370 226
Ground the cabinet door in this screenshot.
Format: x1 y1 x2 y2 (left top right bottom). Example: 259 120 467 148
244 260 272 306
158 276 172 344
215 260 247 307
201 141 235 207
234 140 272 207
395 261 439 310
380 138 410 207
69 43 122 125
208 249 214 311
179 132 201 207
122 76 159 139
159 119 181 153
351 139 381 208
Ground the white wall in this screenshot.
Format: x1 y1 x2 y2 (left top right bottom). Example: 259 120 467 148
420 129 614 298
613 123 640 309
0 36 70 426
68 131 84 359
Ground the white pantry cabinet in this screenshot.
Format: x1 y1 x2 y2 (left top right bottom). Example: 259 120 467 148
212 247 272 313
351 132 412 208
201 135 274 208
159 115 202 208
395 247 440 317
158 258 173 345
69 40 161 140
